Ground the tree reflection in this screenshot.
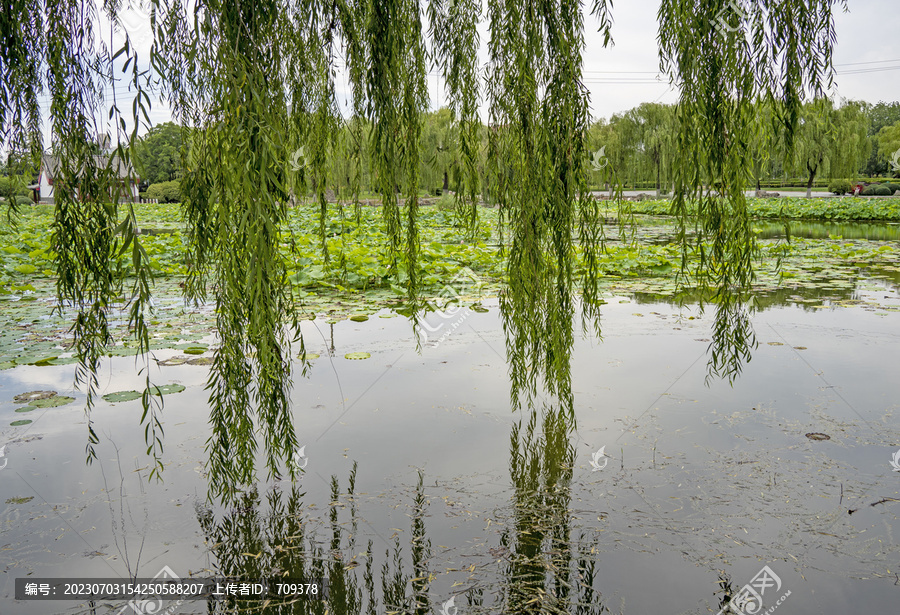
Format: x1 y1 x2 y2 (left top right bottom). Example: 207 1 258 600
197 405 612 614
196 463 432 614
502 404 607 614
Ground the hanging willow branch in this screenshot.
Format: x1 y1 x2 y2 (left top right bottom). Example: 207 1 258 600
489 0 612 415
427 0 481 236
165 0 301 498
365 0 428 297
658 0 844 382
0 0 161 471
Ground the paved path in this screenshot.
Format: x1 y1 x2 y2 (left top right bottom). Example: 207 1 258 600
592 190 836 199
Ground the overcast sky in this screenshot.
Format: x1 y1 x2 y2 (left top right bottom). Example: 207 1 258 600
33 0 900 143
574 0 900 120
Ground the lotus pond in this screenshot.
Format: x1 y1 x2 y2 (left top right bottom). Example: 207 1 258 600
1 200 899 614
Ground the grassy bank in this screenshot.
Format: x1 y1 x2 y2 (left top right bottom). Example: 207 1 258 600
615 196 900 221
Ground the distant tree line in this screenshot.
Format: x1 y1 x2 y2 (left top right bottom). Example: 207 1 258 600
131 98 900 202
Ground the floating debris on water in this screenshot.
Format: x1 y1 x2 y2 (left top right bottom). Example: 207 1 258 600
13 390 57 403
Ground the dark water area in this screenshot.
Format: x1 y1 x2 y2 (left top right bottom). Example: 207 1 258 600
754 220 900 241
606 217 900 245
1 279 899 614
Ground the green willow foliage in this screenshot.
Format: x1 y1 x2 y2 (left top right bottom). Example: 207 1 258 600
658 0 845 382
1 0 160 471
155 0 301 498
488 0 612 413
366 0 428 292
427 0 481 236
1 0 844 496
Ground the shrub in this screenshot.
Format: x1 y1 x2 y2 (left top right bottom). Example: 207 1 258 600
13 195 33 206
828 179 851 195
873 185 892 196
0 176 33 198
436 194 454 210
144 180 181 203
860 184 879 196
883 182 900 194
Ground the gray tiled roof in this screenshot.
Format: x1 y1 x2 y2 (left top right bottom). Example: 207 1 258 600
41 154 138 180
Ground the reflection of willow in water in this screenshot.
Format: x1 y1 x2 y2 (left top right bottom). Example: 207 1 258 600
501 405 607 614
500 284 757 410
197 464 433 614
197 410 609 614
632 269 900 312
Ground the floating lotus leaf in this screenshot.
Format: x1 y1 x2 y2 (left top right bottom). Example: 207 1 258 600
149 384 186 395
471 305 489 313
298 352 320 360
0 361 16 370
183 347 207 355
344 352 371 360
45 357 79 365
186 356 213 365
29 396 75 408
14 406 35 413
30 356 59 366
158 356 188 366
102 390 143 403
805 432 830 441
106 347 139 357
102 384 185 402
349 315 369 322
14 390 57 403
10 419 32 426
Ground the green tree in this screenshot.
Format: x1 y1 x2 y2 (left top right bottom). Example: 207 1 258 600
419 108 455 193
789 98 834 198
877 121 900 177
622 102 676 195
829 100 870 183
863 101 900 176
134 122 185 184
748 98 778 192
586 116 625 196
788 98 869 197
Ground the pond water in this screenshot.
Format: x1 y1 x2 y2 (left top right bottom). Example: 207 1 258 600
753 220 900 241
1 252 900 614
613 217 900 245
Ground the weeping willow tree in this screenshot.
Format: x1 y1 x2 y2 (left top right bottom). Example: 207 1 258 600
658 0 845 383
0 0 847 496
488 0 612 414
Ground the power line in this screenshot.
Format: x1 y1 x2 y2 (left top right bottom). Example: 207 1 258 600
835 65 900 75
835 57 900 67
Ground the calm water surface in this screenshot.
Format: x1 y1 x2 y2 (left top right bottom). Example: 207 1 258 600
1 278 899 614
